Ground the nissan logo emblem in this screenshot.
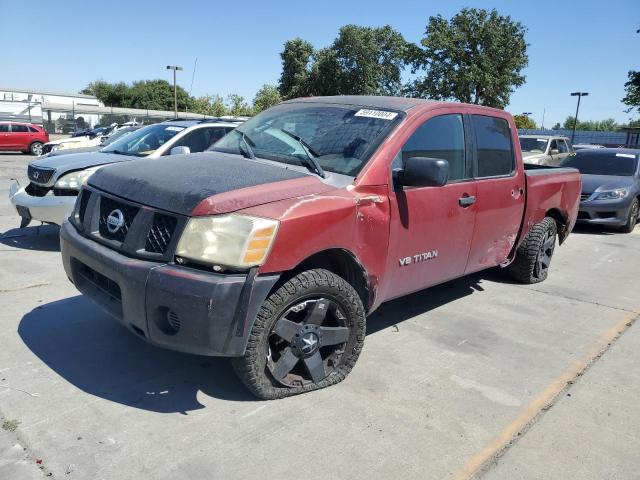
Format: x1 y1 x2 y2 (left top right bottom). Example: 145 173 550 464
106 209 125 234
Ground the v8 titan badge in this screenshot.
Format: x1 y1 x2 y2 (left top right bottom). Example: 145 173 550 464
399 250 438 266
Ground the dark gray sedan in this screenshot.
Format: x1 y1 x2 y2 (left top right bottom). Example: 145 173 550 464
562 148 639 232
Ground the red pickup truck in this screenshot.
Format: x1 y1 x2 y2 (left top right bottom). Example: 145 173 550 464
60 96 581 399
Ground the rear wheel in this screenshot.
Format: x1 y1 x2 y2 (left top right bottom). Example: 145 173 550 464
508 217 557 284
29 142 43 156
232 269 365 399
620 199 639 233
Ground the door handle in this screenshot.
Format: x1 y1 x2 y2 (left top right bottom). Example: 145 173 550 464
459 195 476 207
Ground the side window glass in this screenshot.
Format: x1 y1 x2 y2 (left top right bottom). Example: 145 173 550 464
549 140 558 152
0 124 8 133
171 129 210 153
471 115 514 177
206 128 226 147
11 124 29 133
28 126 38 133
401 114 466 181
557 140 568 153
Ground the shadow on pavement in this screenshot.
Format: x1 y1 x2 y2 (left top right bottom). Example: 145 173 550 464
570 224 619 236
0 224 61 252
19 272 498 412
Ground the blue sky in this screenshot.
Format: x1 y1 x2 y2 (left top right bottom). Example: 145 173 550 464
1 0 638 126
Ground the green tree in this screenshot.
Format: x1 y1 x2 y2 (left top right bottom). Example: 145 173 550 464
81 80 129 106
407 8 528 108
551 122 561 130
226 94 253 116
279 38 314 99
513 114 536 129
562 116 619 131
191 95 227 116
622 70 640 113
128 79 191 111
253 84 282 113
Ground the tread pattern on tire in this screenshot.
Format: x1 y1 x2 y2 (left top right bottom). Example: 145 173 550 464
232 268 366 400
508 217 557 284
620 199 639 233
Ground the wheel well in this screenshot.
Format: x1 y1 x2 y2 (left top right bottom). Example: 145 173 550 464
546 208 568 243
273 249 371 311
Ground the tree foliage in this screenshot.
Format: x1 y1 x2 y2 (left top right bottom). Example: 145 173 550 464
253 84 282 113
513 114 536 129
278 25 409 99
622 70 640 114
81 79 191 111
562 116 619 131
407 8 528 108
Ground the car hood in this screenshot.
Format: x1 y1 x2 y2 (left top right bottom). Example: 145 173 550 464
42 146 102 158
88 152 334 216
581 174 635 194
45 137 89 146
30 151 133 173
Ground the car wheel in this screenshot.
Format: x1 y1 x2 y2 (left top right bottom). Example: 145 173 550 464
232 268 366 400
508 217 557 284
620 199 639 234
29 142 44 156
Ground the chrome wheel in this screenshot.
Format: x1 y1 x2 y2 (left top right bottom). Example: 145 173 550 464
535 230 555 279
30 142 43 156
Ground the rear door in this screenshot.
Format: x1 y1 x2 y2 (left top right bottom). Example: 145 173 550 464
10 124 30 150
386 111 477 299
0 124 10 149
465 114 525 274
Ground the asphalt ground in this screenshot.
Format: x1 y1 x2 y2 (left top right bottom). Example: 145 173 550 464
0 151 638 479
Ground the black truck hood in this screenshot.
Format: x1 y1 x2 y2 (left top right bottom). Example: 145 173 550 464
88 152 320 216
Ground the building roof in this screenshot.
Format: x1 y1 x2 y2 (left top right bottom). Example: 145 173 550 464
0 87 97 100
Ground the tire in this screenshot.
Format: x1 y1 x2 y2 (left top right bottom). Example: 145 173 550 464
619 199 639 234
232 268 366 400
29 142 43 156
508 217 557 284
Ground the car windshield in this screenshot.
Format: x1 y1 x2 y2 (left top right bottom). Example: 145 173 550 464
210 103 402 176
101 127 137 146
562 152 638 176
102 123 185 156
520 138 549 153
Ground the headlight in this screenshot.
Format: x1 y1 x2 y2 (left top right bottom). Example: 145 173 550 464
175 215 279 270
594 188 629 200
54 168 97 190
51 145 60 152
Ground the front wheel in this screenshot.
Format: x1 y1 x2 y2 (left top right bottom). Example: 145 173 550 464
29 142 43 156
232 269 366 400
508 217 557 284
619 199 639 233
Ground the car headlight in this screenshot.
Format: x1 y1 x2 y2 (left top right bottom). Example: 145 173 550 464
175 215 279 270
54 168 98 190
594 188 629 200
51 145 60 152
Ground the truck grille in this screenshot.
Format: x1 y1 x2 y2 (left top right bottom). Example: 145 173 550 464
28 165 55 184
145 213 178 254
98 196 139 243
75 187 185 261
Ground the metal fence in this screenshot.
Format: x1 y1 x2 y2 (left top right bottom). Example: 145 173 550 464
517 128 636 148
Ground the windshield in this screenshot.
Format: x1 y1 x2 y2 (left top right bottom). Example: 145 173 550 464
102 124 185 156
562 152 638 176
210 103 402 176
520 138 548 153
101 127 137 146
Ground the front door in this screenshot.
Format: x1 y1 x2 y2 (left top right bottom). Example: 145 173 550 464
465 114 525 273
9 124 30 150
386 112 477 300
0 124 10 149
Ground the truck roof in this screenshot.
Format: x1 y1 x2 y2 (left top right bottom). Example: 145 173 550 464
284 95 438 112
519 135 570 141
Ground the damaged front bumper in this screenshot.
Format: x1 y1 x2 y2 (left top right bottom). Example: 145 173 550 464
9 180 77 225
60 220 279 356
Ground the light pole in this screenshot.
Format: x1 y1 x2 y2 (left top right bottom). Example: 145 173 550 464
166 65 183 118
570 92 588 142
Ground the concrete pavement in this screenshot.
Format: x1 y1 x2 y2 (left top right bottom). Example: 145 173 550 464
0 152 639 479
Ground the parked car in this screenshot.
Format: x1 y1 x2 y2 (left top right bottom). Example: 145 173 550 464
40 126 141 159
561 148 639 232
9 120 240 227
0 121 49 155
59 96 581 399
42 125 118 155
519 135 575 166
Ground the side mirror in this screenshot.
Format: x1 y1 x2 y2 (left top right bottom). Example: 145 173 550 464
550 148 559 155
170 146 191 155
395 157 449 188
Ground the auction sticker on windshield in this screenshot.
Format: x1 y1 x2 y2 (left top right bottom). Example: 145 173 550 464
166 126 185 132
354 109 398 120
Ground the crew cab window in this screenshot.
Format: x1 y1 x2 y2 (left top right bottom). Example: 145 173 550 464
0 125 8 132
401 114 466 181
11 124 29 133
472 115 514 177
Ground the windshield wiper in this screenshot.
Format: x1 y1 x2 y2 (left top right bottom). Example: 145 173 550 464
239 132 255 159
279 128 325 178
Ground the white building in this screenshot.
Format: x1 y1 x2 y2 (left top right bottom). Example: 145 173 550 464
0 87 103 132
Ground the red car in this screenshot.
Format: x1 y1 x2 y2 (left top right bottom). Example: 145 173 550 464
60 96 581 399
0 121 49 155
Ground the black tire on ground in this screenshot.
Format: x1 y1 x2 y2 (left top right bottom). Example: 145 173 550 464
619 198 639 234
232 268 366 400
29 142 43 156
508 217 557 284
